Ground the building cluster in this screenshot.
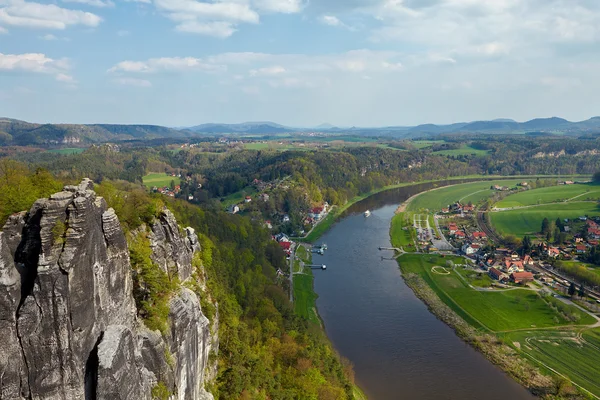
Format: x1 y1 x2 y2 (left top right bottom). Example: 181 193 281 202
273 233 293 256
153 184 181 198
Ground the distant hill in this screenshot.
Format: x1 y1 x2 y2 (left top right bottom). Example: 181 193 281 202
0 118 188 146
187 122 292 134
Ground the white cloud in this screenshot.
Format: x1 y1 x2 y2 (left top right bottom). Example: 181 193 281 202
55 73 76 83
175 21 237 38
113 77 152 87
320 15 342 26
40 33 57 40
0 0 102 30
249 65 286 76
0 25 6 33
253 0 304 14
62 0 114 8
108 57 226 73
117 29 129 36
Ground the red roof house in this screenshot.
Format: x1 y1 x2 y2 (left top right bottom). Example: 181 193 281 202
510 272 534 284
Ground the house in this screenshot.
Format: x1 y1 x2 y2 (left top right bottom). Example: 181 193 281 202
245 196 252 203
259 193 270 202
462 204 475 213
588 228 600 240
462 243 480 255
448 223 458 234
519 182 529 187
441 208 450 214
564 180 574 185
510 272 534 284
228 205 240 214
579 216 588 221
576 244 587 254
547 247 560 258
309 207 325 220
587 219 599 229
188 195 194 201
275 233 290 243
282 214 290 223
265 220 273 229
454 231 466 239
279 241 291 251
471 231 487 241
489 267 509 282
523 255 534 266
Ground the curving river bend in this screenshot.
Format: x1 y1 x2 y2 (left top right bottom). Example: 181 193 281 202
312 181 534 400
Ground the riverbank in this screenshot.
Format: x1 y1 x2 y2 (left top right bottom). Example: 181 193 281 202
295 174 589 243
398 271 561 397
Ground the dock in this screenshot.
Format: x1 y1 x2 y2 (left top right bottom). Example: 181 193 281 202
307 264 327 270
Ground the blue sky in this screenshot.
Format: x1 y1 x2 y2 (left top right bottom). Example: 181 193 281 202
2 0 600 127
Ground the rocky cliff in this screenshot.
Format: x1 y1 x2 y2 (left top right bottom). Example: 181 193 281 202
0 179 216 400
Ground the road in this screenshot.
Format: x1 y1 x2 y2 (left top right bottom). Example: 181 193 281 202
432 214 455 251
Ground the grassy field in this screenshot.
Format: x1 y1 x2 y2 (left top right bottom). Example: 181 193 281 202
397 254 594 331
411 140 445 149
293 245 320 325
407 180 525 212
142 173 181 188
390 212 416 249
47 148 85 155
495 183 600 208
221 186 258 209
490 202 600 237
433 145 490 157
505 329 600 398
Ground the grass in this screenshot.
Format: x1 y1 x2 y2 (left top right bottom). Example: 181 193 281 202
142 173 181 189
293 245 320 325
221 186 258 209
411 140 446 149
407 180 525 212
397 254 594 332
47 148 85 155
390 212 416 249
490 202 600 237
495 183 600 208
433 145 490 157
505 329 600 398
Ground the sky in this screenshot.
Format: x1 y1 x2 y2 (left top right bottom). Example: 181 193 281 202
2 0 600 127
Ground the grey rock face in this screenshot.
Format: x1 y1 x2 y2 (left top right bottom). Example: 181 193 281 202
0 180 216 400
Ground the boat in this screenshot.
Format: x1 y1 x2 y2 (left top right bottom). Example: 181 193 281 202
364 210 371 217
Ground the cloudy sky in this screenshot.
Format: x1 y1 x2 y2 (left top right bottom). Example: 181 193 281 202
2 0 600 126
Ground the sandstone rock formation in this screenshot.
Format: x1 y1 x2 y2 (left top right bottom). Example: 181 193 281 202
0 179 216 400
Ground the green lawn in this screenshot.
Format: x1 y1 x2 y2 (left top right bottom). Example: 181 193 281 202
390 212 416 249
293 273 319 324
221 186 258 209
47 148 85 155
411 140 445 149
397 254 594 332
142 173 181 189
433 145 490 157
505 329 600 398
490 202 600 237
407 180 524 212
495 183 600 208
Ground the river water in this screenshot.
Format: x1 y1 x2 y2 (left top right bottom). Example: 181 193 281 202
313 182 534 400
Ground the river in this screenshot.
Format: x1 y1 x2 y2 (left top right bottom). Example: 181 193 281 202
312 182 534 400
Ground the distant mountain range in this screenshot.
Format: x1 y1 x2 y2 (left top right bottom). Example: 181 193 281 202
2 116 600 146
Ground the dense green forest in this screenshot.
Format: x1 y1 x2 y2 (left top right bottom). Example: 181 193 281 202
0 164 355 399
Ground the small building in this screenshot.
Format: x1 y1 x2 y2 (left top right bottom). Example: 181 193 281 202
454 231 466 239
279 241 291 251
547 247 560 258
448 223 458 234
576 244 587 254
309 207 325 220
523 255 534 266
265 220 272 229
275 233 290 243
510 272 534 284
282 214 290 223
188 195 194 201
228 205 240 214
245 196 252 203
259 193 270 202
489 267 509 282
471 231 487 241
462 243 480 255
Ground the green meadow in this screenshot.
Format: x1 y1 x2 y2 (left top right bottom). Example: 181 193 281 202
490 202 600 237
495 183 600 208
142 173 181 188
433 145 491 157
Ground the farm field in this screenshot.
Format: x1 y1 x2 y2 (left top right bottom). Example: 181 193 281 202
397 254 594 331
490 202 600 237
505 329 600 398
293 245 320 325
495 183 600 208
410 140 445 149
407 179 525 212
433 145 490 157
142 173 181 188
47 148 85 155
